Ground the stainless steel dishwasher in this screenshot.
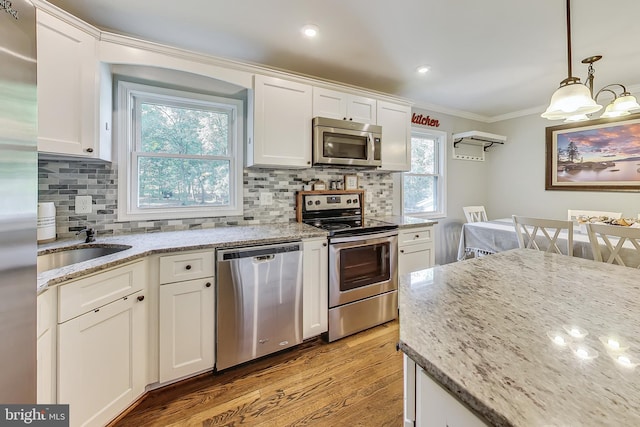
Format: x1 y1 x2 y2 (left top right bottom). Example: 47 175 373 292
216 242 303 371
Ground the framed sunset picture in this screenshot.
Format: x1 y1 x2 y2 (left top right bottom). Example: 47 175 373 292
545 113 640 192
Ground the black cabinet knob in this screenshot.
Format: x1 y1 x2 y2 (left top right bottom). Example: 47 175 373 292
205 282 212 288
85 147 94 153
322 243 327 247
185 264 192 270
137 295 145 302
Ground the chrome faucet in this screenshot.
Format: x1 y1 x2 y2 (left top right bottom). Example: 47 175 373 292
77 227 96 243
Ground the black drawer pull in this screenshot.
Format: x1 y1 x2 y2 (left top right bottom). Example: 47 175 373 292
137 295 145 302
185 264 192 270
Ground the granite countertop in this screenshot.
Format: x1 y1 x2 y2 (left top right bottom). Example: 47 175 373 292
375 215 437 229
37 223 327 291
398 249 640 426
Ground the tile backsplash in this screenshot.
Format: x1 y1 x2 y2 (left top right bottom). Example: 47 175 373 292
38 158 395 240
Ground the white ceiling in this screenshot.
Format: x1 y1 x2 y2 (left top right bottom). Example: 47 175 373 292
46 0 640 122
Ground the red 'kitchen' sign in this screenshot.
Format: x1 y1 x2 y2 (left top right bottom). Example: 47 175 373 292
411 113 440 128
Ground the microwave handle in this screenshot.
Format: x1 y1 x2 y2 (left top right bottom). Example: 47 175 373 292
368 134 375 161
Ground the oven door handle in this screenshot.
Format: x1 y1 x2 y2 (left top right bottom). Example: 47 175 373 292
329 230 398 245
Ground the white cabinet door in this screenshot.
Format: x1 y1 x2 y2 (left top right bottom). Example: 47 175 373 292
58 291 147 427
36 10 111 160
377 101 411 171
37 289 55 404
399 243 434 275
347 94 377 124
249 75 312 168
313 87 376 124
415 366 488 427
398 226 435 275
159 278 215 383
302 238 328 339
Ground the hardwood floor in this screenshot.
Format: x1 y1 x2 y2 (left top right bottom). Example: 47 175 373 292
111 320 403 426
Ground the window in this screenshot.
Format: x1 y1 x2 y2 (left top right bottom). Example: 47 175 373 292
402 129 446 218
117 81 243 221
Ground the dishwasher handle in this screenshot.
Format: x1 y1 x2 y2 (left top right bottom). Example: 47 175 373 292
218 242 301 261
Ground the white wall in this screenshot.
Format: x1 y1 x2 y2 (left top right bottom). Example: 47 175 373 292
488 114 640 220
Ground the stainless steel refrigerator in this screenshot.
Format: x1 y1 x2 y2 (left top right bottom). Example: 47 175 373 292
0 0 37 403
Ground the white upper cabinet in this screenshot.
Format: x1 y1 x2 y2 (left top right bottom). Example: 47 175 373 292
377 100 412 172
248 74 313 168
36 10 111 160
312 87 377 124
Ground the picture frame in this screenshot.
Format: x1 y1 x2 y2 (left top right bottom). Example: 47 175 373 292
545 113 640 192
344 174 359 190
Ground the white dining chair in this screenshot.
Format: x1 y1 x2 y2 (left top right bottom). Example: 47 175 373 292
463 206 488 223
567 209 622 221
586 223 640 268
512 215 574 256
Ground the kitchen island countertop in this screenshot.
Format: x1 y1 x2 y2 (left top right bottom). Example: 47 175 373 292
37 222 327 291
399 249 640 426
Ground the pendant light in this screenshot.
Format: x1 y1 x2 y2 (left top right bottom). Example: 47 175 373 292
541 0 602 120
542 0 640 121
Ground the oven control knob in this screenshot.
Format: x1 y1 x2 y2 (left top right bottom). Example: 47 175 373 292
307 201 313 206
352 198 358 204
315 200 321 205
346 199 351 204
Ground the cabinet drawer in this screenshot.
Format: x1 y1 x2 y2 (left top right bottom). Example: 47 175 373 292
58 261 145 323
159 251 214 284
399 242 433 274
399 227 433 245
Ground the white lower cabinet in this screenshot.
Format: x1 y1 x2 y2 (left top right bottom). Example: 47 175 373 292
56 261 147 427
404 355 487 427
158 278 215 383
302 238 328 339
37 288 56 404
398 226 435 275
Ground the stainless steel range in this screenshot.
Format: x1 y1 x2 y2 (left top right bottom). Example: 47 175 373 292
297 191 398 342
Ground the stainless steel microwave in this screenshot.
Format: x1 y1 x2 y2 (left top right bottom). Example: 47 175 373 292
312 117 382 167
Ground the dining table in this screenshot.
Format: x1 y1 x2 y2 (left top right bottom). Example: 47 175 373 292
457 217 640 267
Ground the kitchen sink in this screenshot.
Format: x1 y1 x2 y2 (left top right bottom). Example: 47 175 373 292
37 244 132 273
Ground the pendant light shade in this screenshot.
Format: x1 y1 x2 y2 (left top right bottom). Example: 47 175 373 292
612 93 640 112
600 102 630 119
541 81 602 119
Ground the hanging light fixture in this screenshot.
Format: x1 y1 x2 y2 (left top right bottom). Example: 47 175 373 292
541 0 640 121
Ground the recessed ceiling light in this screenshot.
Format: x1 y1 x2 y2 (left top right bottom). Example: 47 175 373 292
416 65 431 74
302 24 319 38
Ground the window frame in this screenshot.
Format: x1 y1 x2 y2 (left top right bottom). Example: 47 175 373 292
400 128 447 219
116 80 244 222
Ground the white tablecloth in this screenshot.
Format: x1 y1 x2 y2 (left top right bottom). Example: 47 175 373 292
457 218 639 267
